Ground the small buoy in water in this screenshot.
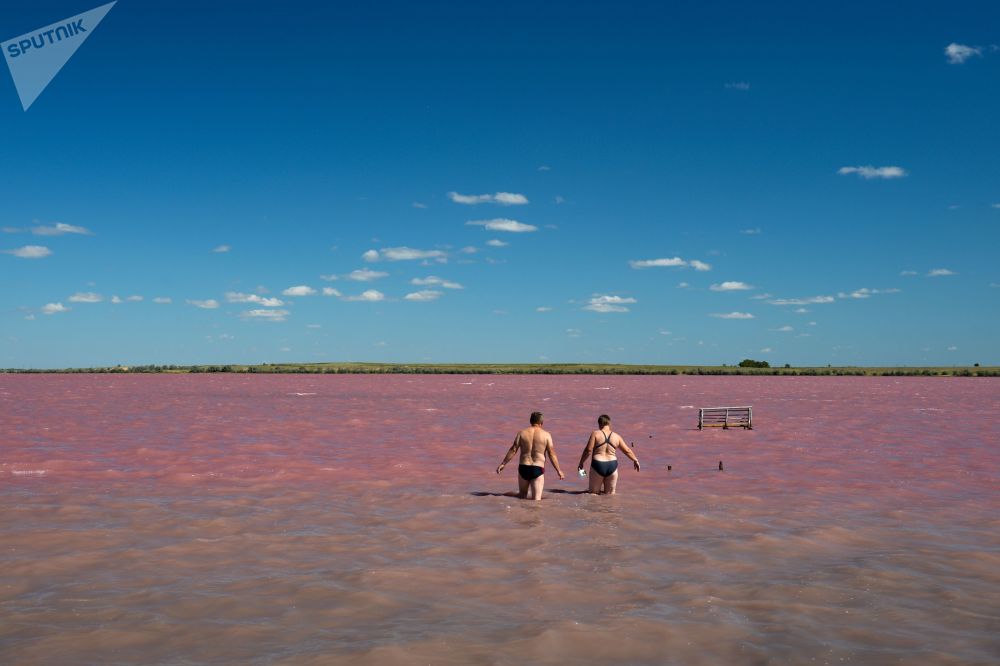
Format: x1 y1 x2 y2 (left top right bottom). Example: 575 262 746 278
667 465 672 471
718 460 724 471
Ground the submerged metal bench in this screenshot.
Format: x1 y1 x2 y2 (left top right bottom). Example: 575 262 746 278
698 406 752 430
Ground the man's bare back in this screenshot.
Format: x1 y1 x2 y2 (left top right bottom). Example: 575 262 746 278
496 412 565 500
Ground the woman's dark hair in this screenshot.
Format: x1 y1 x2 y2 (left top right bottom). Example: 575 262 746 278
530 411 544 425
598 414 610 428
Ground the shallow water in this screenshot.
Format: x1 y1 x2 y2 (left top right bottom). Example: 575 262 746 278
1 374 998 664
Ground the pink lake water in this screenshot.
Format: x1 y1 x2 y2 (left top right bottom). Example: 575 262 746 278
1 374 998 664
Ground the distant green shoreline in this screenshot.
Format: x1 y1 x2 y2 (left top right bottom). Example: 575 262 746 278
2 363 997 377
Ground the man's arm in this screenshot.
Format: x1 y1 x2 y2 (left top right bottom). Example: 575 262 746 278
496 435 520 475
578 431 597 471
546 438 565 479
618 439 640 471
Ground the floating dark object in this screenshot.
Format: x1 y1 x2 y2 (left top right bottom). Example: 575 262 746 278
718 460 724 471
698 406 752 430
667 465 672 471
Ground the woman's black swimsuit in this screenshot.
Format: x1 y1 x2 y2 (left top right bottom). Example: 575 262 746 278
590 431 619 477
518 464 545 481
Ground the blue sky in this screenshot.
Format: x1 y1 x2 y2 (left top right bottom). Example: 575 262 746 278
2 0 998 368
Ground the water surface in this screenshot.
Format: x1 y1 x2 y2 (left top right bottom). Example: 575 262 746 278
1 375 998 664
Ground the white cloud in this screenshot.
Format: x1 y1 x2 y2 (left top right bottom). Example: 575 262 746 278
5 245 52 259
494 192 529 205
240 309 289 322
111 295 123 304
41 302 68 315
42 303 69 314
460 246 478 254
678 282 690 288
710 281 753 291
760 347 773 353
947 345 958 351
69 292 103 303
945 43 982 64
126 295 143 302
927 268 956 277
794 307 809 313
226 292 285 306
772 325 794 332
486 239 508 247
282 285 317 296
629 257 686 269
554 195 565 204
837 165 908 179
837 287 901 299
536 306 552 312
449 191 529 205
900 270 918 276
32 222 92 236
991 203 1000 209
566 328 581 337
322 287 342 297
740 227 762 235
404 290 442 301
212 245 231 253
725 81 751 91
347 268 389 281
710 312 754 319
153 297 172 304
346 289 385 302
320 274 338 281
466 218 537 233
768 296 835 305
187 299 219 309
583 294 636 313
412 202 427 209
538 165 551 171
631 256 711 271
411 276 462 289
750 293 773 300
366 247 447 262
450 192 492 204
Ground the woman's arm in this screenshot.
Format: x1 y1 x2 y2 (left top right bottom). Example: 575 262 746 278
578 432 596 470
617 439 641 471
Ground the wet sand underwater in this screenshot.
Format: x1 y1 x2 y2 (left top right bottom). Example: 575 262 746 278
2 374 998 664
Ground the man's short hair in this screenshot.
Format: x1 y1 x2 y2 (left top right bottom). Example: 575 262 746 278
598 414 610 428
530 411 544 425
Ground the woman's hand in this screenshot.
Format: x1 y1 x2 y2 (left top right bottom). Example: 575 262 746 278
496 463 505 475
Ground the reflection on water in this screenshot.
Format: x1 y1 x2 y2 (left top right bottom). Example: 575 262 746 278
1 374 998 664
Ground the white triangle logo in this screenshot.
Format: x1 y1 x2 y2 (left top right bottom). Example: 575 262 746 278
2 2 116 111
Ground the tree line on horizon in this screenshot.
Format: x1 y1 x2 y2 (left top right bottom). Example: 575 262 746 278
1 363 996 376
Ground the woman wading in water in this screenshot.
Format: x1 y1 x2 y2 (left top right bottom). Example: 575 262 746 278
577 414 640 495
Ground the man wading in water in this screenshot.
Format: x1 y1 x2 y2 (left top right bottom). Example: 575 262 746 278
496 411 565 500
577 414 640 495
